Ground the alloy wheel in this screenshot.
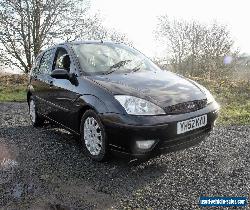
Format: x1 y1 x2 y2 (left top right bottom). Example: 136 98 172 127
29 99 36 123
83 117 103 156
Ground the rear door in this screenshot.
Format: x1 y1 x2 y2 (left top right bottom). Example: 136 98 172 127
31 48 55 116
29 53 43 112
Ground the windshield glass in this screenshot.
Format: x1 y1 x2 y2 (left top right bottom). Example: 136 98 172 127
72 43 161 75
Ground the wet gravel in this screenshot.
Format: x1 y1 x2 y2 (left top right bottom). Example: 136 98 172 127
0 102 249 210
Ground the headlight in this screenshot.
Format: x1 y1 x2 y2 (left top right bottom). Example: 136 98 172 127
114 95 165 115
191 81 215 104
203 88 215 104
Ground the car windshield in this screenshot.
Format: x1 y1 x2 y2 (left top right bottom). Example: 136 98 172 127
72 43 161 75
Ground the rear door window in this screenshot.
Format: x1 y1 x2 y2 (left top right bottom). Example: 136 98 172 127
39 49 54 75
31 54 42 76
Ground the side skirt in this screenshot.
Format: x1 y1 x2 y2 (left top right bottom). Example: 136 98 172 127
38 112 80 136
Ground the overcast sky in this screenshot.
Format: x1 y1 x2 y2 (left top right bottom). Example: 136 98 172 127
3 0 250 74
92 0 250 57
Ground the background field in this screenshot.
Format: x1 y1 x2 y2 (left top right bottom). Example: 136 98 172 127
0 74 27 102
0 73 249 125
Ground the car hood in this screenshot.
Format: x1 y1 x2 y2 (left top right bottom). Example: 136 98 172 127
87 70 206 107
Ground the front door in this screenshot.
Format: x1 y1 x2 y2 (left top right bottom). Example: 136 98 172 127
48 46 81 130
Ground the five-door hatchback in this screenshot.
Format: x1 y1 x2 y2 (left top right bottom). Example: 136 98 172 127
27 41 220 161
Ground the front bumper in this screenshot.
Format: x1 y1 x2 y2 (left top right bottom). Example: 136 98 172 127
100 102 219 159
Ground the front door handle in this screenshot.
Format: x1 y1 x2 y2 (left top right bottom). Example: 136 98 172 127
49 81 53 87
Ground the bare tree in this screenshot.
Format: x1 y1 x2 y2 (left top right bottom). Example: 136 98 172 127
0 0 131 73
155 16 235 79
154 16 190 74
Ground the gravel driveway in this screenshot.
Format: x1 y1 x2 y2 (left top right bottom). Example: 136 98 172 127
0 102 249 210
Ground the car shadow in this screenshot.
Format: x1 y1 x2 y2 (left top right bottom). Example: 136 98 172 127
1 123 247 210
0 124 173 209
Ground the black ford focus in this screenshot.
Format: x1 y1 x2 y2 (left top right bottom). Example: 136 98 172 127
27 41 220 161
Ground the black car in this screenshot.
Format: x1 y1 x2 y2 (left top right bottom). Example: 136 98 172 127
27 41 219 161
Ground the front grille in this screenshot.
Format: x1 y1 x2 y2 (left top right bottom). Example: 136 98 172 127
164 99 207 114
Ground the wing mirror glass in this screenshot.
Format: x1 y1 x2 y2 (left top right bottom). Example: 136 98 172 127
51 69 70 80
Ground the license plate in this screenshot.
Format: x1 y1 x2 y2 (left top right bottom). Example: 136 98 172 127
177 115 207 134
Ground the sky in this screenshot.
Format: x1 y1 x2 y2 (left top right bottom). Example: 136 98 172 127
91 0 250 57
2 0 250 74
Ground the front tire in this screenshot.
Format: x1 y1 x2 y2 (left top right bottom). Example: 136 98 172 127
80 110 108 162
29 96 44 127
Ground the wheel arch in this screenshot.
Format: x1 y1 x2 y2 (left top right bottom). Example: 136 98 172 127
78 104 95 125
76 101 101 133
76 94 110 133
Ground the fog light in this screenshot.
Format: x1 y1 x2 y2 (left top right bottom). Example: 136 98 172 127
136 140 155 150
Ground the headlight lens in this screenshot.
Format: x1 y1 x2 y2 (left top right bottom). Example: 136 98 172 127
203 88 215 104
114 95 165 115
191 81 215 104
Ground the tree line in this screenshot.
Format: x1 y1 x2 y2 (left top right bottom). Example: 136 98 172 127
0 0 131 73
0 1 247 80
154 15 241 80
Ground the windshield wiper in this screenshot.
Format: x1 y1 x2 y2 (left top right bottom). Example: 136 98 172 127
103 60 132 75
130 62 143 73
131 67 141 72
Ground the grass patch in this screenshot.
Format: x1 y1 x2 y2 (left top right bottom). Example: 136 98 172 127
0 85 27 102
192 77 250 125
219 102 250 125
0 74 27 102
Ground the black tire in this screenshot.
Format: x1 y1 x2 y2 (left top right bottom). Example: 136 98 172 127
80 110 108 162
28 96 44 127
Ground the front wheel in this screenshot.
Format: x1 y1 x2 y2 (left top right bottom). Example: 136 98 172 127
29 96 44 127
80 110 108 162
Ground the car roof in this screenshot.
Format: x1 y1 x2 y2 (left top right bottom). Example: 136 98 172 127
59 40 121 46
37 40 124 58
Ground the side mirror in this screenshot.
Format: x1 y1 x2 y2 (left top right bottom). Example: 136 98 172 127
51 69 70 80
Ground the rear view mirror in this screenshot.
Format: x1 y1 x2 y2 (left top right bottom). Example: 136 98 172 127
51 69 70 80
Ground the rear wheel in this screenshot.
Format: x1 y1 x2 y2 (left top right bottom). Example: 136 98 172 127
80 110 108 161
29 96 44 127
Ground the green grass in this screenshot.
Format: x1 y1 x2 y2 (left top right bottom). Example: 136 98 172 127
0 85 27 102
218 102 250 125
192 77 250 125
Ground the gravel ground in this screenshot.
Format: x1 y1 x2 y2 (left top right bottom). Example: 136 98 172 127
0 102 249 210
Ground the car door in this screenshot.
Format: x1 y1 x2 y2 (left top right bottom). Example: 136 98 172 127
32 48 56 117
29 53 43 112
48 46 81 130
